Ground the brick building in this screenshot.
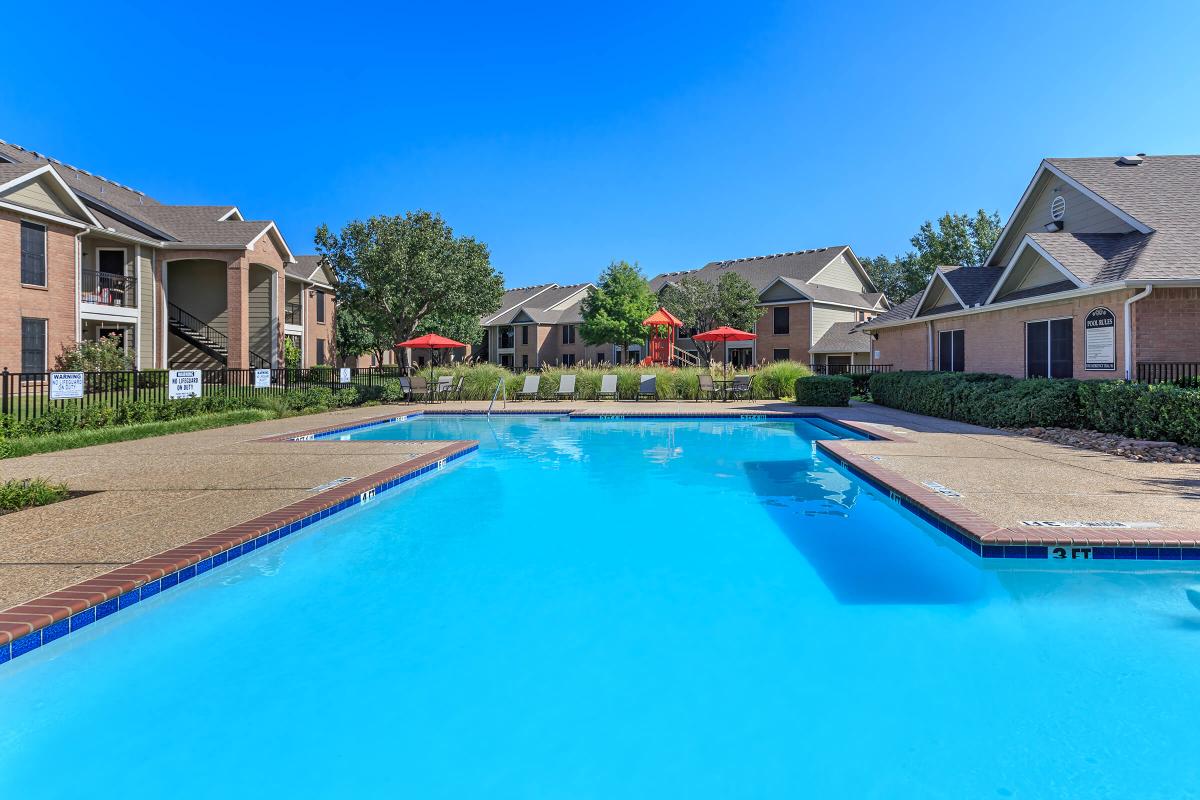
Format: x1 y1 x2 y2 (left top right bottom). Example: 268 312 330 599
0 138 331 373
861 155 1200 381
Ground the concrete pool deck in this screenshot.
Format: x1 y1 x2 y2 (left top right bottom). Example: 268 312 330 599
1 399 1199 619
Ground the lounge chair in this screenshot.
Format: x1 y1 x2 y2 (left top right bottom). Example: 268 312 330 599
728 375 752 399
409 375 432 401
637 374 657 401
697 374 718 401
598 374 619 400
398 376 413 401
556 374 577 401
516 374 541 401
434 375 454 401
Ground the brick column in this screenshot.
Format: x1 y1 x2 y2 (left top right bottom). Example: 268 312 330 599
226 256 250 369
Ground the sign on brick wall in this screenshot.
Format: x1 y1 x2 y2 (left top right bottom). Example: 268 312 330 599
1084 306 1116 371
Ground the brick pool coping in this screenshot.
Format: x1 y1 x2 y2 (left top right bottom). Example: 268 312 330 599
0 440 478 657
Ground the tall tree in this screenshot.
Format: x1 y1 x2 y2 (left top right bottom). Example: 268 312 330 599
659 272 760 365
333 302 390 366
316 211 504 368
580 261 657 362
863 210 1003 302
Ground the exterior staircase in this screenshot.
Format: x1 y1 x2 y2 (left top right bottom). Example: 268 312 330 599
672 344 701 368
167 302 271 368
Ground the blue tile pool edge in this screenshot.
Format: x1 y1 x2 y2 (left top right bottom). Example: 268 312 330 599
0 442 479 669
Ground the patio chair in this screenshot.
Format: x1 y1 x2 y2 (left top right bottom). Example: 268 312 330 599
697 373 718 402
598 374 619 400
556 374 577 401
728 375 752 399
516 374 541 401
409 375 432 401
434 375 454 401
637 374 657 401
451 375 465 400
398 376 413 401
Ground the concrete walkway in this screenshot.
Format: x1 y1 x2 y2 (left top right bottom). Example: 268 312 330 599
1 399 1197 610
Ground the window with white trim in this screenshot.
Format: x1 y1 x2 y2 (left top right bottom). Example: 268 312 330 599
21 317 47 372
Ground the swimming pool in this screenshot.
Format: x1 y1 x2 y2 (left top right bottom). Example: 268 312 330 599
1 415 1197 798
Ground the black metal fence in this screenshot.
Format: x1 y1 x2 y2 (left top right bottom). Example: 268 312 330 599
808 364 893 376
0 366 407 424
1136 362 1200 384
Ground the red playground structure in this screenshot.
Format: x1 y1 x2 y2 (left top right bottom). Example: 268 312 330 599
642 307 683 366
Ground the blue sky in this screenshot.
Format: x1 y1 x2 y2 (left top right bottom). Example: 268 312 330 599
3 0 1198 287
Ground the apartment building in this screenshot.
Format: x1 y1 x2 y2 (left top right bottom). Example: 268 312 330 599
861 155 1200 380
0 138 329 373
650 246 888 367
479 283 622 368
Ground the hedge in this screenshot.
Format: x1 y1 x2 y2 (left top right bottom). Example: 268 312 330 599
868 371 1200 446
794 375 853 407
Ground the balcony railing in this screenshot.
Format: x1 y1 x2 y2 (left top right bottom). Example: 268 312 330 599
1137 362 1200 385
81 269 137 308
285 301 301 325
809 363 893 376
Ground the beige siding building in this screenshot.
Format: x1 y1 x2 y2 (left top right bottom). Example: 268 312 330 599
862 155 1200 381
0 138 329 372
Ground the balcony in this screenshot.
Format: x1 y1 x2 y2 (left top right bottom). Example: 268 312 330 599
285 301 301 326
81 269 137 308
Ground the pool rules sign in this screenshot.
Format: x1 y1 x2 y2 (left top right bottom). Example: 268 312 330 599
1084 306 1116 371
168 369 203 399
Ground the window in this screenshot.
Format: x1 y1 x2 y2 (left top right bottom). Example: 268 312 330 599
521 354 529 370
315 290 326 323
562 353 576 366
316 339 326 365
773 306 790 335
562 325 576 345
937 330 965 372
21 318 47 372
500 353 514 369
97 249 125 275
1026 319 1073 378
772 348 790 362
521 325 529 345
20 221 46 286
596 351 606 363
499 326 514 349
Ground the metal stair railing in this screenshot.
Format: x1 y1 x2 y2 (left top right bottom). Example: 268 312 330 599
487 377 507 416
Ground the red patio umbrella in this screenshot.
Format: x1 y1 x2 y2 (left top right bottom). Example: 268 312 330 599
692 326 757 384
395 333 467 401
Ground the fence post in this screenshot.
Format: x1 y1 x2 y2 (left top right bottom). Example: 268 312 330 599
133 367 140 403
1 368 7 416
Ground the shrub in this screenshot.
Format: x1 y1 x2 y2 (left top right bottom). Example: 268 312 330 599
53 334 133 372
869 371 1200 446
333 386 360 407
379 379 407 403
0 478 70 511
794 375 852 406
753 361 812 399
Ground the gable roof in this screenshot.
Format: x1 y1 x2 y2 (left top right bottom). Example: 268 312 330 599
287 255 334 287
765 275 885 309
484 282 592 325
0 162 103 227
651 246 852 292
0 138 295 259
809 321 872 354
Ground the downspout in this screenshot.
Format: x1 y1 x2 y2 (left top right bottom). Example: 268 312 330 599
1123 284 1153 380
926 321 934 370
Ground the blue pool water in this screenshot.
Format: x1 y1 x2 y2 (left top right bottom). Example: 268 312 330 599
2 415 1199 798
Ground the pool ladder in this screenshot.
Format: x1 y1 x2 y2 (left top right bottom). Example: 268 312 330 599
487 377 507 416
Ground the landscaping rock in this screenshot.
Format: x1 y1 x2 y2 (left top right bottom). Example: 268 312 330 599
1011 426 1200 464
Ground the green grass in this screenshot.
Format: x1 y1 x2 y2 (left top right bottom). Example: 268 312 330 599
0 477 71 511
0 409 275 459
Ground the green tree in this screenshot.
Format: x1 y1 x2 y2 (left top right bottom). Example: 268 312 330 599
863 210 1003 302
580 261 657 362
316 211 504 369
660 272 760 365
334 302 389 365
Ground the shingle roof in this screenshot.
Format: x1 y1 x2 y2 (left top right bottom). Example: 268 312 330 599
486 283 591 325
861 293 920 327
940 266 1002 306
993 279 1077 303
287 255 333 285
650 247 850 292
809 321 872 354
0 138 292 255
0 162 43 184
772 276 884 309
1044 155 1200 281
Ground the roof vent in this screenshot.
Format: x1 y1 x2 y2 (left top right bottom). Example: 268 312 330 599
1049 194 1066 221
1117 155 1144 166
